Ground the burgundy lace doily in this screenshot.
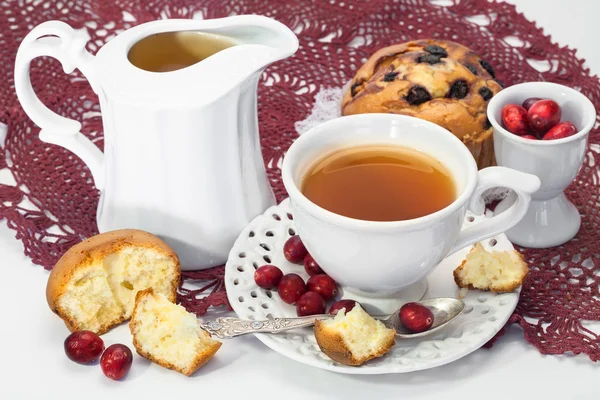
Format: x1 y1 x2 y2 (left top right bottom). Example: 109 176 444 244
1 0 598 361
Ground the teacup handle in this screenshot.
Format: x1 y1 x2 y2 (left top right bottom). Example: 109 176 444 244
14 21 104 190
449 166 541 254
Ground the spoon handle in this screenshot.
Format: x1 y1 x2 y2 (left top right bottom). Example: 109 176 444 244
199 315 332 339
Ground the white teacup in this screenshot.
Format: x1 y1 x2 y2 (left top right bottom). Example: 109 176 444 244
488 82 596 248
282 114 540 313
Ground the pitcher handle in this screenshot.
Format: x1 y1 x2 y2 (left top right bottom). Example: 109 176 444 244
449 167 541 254
14 21 104 190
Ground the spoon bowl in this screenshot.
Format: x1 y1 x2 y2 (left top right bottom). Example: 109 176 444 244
379 297 465 338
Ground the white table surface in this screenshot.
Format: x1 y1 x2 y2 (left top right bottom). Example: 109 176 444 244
1 1 599 398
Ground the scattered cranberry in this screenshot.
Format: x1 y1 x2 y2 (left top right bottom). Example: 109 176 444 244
521 135 538 140
254 265 283 289
527 99 561 134
283 235 308 264
277 273 307 304
501 104 530 135
307 274 338 301
542 121 578 140
522 97 542 110
399 302 434 333
64 330 104 364
296 291 326 316
100 344 133 380
329 300 358 315
303 253 324 276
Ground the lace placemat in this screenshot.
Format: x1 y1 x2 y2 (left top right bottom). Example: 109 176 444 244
0 0 598 361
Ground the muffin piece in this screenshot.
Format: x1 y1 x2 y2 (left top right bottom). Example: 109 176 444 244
341 39 503 169
129 289 222 376
453 243 529 293
314 304 395 366
46 229 180 335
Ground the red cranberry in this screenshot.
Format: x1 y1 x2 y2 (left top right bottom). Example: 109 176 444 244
329 300 358 315
296 291 326 316
254 265 283 289
522 97 542 110
307 274 338 301
100 344 133 380
303 253 324 276
542 121 578 140
501 104 530 135
399 302 434 333
277 273 307 304
521 134 538 140
64 330 104 364
527 99 561 134
283 235 308 264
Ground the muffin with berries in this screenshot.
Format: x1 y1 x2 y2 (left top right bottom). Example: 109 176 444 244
341 39 503 169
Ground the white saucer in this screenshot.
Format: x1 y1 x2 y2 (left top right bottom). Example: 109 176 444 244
224 198 520 374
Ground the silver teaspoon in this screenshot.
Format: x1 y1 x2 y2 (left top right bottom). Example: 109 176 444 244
200 297 464 339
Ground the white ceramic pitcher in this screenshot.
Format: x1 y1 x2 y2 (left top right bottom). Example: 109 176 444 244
14 16 299 270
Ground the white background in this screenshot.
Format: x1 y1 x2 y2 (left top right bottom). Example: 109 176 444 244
1 0 599 399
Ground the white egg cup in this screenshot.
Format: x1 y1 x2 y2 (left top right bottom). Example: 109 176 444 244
488 82 596 248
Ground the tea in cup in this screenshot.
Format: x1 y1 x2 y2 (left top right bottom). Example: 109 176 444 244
282 113 541 313
300 144 456 222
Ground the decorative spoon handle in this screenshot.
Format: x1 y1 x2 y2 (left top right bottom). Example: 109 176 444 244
199 315 331 339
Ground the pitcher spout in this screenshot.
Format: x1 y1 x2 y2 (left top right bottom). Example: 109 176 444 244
199 15 299 90
220 15 299 66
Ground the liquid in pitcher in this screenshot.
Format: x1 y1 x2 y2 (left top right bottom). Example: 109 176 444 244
128 31 237 72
